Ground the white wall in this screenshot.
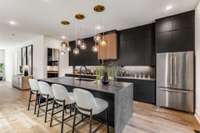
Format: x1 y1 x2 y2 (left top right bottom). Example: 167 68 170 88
17 36 69 79
195 1 200 121
21 35 45 79
0 50 4 63
4 48 15 82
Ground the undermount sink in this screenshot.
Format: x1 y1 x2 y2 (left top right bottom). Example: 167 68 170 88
75 78 95 82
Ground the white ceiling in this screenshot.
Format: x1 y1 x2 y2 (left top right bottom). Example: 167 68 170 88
0 0 199 47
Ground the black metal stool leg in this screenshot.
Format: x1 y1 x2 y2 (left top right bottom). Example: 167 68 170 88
37 95 41 117
44 95 49 123
28 91 32 111
89 111 93 133
50 99 55 127
72 107 77 133
61 101 65 133
34 91 38 114
106 109 110 133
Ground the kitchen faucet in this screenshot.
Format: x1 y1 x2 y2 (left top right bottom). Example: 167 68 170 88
79 66 88 79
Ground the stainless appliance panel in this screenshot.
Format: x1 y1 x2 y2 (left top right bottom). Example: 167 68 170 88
156 53 173 88
157 88 194 112
172 52 194 91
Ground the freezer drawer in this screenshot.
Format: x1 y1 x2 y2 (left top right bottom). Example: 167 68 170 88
157 88 194 113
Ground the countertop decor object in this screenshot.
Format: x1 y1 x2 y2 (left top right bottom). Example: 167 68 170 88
102 71 109 85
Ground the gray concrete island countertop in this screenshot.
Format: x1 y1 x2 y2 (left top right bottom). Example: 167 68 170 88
41 77 133 133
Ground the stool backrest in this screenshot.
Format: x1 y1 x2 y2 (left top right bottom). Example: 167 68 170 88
29 79 39 91
73 88 96 110
38 81 53 97
51 84 69 101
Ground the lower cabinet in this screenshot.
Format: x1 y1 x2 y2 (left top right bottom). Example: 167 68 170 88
134 80 156 104
117 78 156 104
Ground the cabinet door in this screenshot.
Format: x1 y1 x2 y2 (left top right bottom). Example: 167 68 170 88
133 33 145 65
173 11 194 30
118 30 130 65
98 32 117 60
156 17 173 33
134 80 156 104
171 29 194 52
156 31 172 52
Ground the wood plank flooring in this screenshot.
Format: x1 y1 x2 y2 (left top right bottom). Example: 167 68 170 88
0 81 199 133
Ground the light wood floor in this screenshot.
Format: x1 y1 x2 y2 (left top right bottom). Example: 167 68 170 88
0 81 199 133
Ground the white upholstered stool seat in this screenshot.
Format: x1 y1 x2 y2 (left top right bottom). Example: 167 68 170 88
79 97 108 115
50 84 75 133
72 88 110 133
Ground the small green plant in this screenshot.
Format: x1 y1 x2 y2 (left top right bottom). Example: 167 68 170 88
0 64 4 73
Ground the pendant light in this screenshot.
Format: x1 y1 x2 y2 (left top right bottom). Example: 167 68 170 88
60 20 71 52
80 42 87 50
92 43 98 52
73 47 79 55
73 13 87 54
94 33 102 43
93 4 107 49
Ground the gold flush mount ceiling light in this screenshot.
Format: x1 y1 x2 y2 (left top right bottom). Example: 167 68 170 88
94 5 105 12
61 20 70 25
75 14 85 20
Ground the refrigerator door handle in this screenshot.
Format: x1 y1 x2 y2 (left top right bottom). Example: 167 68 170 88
160 88 189 94
170 54 173 86
174 55 177 86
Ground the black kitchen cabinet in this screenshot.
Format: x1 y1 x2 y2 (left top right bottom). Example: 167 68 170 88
117 78 156 104
69 38 100 66
134 80 156 104
118 24 155 66
156 10 194 52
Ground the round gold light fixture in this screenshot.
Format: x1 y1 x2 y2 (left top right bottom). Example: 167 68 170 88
94 5 105 12
61 20 70 25
75 13 85 20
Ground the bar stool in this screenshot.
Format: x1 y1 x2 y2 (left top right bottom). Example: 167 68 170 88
28 79 40 114
50 84 75 133
37 81 54 122
72 88 109 133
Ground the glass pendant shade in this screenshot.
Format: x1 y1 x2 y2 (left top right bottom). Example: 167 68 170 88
94 34 102 43
61 41 68 48
77 39 82 46
66 46 71 51
80 42 87 50
73 47 79 55
92 45 98 52
100 39 107 46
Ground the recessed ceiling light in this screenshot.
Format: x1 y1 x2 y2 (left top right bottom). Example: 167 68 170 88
95 25 102 30
166 5 173 11
61 36 66 40
8 20 17 26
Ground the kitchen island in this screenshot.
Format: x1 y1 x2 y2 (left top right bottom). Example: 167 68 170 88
41 77 133 133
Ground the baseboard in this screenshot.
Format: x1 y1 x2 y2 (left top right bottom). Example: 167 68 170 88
195 113 200 124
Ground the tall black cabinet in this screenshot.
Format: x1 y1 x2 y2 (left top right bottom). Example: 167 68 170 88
156 11 194 52
118 24 155 66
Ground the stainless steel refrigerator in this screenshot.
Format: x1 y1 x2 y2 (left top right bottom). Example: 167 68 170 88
156 51 194 113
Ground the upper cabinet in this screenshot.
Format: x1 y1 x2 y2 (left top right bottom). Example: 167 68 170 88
156 11 194 53
118 24 155 66
98 31 118 60
69 38 100 66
